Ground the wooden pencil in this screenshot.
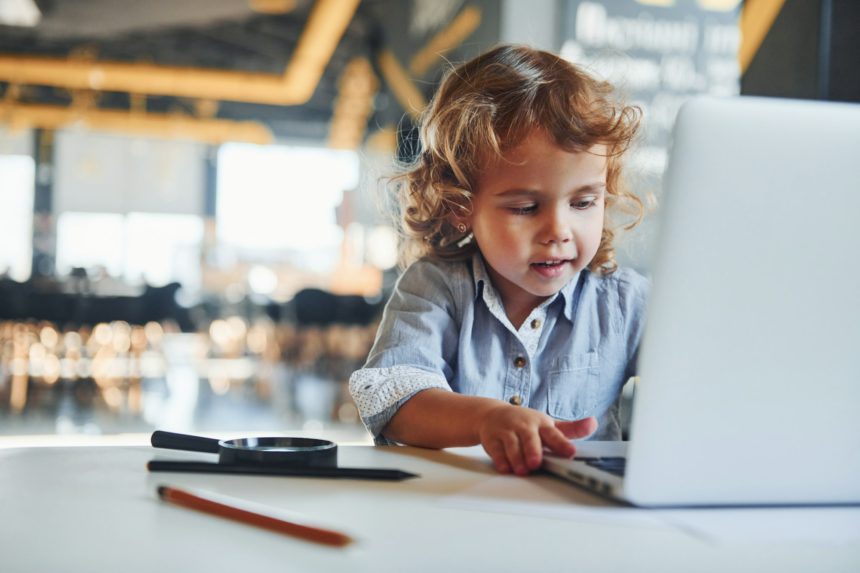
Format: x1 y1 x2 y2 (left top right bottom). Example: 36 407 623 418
157 485 353 547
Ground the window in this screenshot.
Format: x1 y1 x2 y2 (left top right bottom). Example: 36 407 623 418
55 212 126 277
56 212 203 292
216 143 359 272
125 213 204 291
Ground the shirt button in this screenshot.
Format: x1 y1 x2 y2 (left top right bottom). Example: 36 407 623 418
509 395 522 406
513 356 526 368
530 319 541 329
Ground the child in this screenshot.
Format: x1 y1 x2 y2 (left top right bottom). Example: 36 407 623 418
349 45 647 476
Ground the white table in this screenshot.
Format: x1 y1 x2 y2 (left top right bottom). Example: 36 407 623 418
1 443 858 573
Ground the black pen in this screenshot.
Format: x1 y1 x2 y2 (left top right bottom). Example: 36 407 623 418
147 460 418 481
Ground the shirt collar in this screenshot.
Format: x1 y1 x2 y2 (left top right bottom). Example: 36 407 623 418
470 253 581 322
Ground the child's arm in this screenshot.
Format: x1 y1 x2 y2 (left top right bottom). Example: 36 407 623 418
383 388 597 475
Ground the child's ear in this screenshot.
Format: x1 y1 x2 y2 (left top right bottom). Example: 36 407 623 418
449 202 473 231
449 215 470 234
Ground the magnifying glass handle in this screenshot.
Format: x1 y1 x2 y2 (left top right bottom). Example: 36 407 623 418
151 431 221 454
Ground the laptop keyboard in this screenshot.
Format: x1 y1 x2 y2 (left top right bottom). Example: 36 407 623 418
578 457 626 477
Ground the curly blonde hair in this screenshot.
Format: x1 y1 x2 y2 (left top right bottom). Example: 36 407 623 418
393 44 644 274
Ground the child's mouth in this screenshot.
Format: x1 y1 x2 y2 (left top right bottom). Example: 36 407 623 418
532 260 567 267
530 259 570 278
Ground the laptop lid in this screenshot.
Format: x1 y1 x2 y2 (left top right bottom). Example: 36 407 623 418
624 96 860 506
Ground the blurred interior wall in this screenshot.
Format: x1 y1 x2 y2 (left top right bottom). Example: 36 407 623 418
53 132 206 216
501 0 560 50
0 127 33 156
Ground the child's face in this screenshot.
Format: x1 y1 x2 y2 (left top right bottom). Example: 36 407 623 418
468 130 607 318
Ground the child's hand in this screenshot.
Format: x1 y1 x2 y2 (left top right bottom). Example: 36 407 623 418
477 405 597 476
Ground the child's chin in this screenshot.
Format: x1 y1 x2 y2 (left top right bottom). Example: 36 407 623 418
529 266 576 286
526 282 567 298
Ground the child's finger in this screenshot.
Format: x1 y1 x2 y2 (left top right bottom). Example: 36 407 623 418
520 430 544 470
554 416 598 440
482 439 511 474
539 425 576 458
499 433 528 476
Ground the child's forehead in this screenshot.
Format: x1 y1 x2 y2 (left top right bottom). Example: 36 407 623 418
481 130 606 167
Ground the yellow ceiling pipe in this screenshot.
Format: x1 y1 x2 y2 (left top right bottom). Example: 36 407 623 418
249 0 297 14
409 6 481 77
328 57 378 149
739 0 786 73
0 102 274 145
0 0 360 106
376 6 482 123
377 50 427 121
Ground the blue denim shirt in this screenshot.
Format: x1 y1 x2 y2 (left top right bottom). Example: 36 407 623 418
349 254 648 444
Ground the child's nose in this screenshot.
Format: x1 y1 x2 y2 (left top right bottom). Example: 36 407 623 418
540 210 573 244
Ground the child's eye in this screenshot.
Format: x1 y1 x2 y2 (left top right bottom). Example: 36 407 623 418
508 204 537 215
572 198 597 210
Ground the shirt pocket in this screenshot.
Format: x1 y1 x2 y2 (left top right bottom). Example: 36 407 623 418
547 351 600 420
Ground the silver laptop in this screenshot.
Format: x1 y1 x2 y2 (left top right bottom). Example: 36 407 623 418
543 95 860 507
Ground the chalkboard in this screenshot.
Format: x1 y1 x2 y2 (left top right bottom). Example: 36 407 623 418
560 0 741 272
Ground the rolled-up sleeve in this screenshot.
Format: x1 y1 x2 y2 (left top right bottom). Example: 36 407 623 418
348 259 463 443
349 366 449 443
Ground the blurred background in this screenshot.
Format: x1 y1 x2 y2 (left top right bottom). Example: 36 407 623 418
0 0 856 445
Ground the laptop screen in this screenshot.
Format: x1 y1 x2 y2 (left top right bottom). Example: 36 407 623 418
625 96 860 505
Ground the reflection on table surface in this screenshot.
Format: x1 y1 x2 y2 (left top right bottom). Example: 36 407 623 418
0 318 376 446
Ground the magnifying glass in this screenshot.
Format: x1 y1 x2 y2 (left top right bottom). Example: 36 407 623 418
147 431 417 481
151 430 338 468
